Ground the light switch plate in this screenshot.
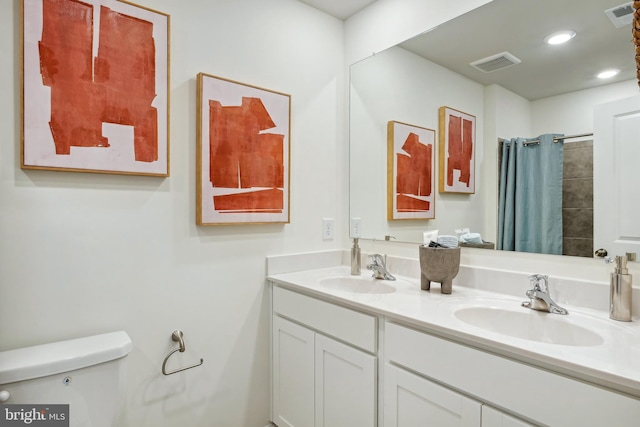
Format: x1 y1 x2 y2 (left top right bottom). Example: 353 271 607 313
351 217 362 238
322 218 334 240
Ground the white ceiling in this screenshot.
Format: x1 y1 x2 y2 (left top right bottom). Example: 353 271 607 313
399 0 636 100
299 0 638 100
297 0 377 20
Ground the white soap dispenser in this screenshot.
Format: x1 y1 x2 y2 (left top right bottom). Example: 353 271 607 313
610 255 632 322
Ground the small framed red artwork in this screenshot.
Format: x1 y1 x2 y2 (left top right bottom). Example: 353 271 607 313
439 106 476 194
196 73 291 225
21 0 170 176
387 120 436 221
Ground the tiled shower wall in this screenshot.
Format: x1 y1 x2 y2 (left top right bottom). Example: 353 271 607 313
562 140 594 258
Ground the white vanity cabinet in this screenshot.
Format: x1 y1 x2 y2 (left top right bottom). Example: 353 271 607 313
384 363 481 426
384 321 640 427
384 361 534 427
384 362 537 427
314 333 376 426
269 272 640 427
272 316 315 426
271 285 377 427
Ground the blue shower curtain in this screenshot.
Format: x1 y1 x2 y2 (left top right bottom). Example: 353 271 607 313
497 134 564 255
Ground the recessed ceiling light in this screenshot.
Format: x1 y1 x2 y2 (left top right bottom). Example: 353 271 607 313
544 30 576 45
596 68 620 79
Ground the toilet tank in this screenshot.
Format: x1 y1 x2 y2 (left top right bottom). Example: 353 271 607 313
0 331 133 427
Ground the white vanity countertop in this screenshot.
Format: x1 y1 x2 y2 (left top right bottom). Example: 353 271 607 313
268 265 640 398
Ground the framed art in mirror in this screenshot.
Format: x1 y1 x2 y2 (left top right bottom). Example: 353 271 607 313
196 73 291 226
21 0 170 176
387 120 435 220
438 106 475 194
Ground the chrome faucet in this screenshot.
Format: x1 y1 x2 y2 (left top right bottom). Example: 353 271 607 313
522 274 568 315
366 254 396 281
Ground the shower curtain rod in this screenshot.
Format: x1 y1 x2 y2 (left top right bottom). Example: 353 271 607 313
523 132 594 146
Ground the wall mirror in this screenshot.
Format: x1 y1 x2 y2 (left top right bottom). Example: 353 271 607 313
349 0 639 258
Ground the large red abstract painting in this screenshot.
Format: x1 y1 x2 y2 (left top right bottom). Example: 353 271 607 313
387 121 435 220
439 107 475 194
21 0 169 176
197 73 291 225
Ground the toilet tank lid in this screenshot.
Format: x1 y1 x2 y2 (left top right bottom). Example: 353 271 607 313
0 331 133 384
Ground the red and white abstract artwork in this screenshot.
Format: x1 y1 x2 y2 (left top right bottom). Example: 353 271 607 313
21 0 169 176
439 106 475 194
196 73 291 225
387 121 435 220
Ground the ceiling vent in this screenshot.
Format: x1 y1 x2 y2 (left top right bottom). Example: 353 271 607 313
605 2 634 28
470 52 521 73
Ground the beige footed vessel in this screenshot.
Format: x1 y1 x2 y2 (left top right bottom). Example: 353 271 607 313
419 246 461 294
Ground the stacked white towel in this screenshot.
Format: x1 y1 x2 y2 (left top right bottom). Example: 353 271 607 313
459 232 483 244
437 235 459 248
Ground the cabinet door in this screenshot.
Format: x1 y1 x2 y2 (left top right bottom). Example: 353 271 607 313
384 363 481 427
315 334 377 427
272 316 315 427
482 405 535 427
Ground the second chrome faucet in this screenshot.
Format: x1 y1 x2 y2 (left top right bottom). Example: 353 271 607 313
522 274 568 315
367 254 396 281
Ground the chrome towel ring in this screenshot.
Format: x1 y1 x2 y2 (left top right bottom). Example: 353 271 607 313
162 329 204 375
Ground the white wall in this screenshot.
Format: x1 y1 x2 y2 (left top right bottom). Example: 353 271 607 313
485 85 532 139
531 79 638 136
0 1 345 426
350 46 486 242
482 84 532 245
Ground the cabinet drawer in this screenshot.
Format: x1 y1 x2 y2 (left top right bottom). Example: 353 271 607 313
385 321 640 427
273 285 377 353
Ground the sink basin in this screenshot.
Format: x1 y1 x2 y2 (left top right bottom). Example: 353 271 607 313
454 306 604 347
319 276 397 294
